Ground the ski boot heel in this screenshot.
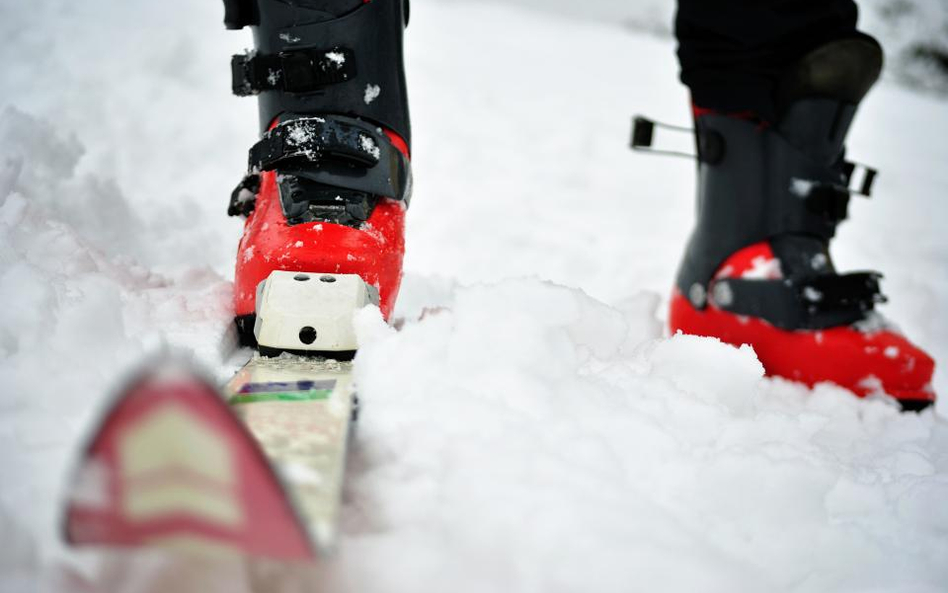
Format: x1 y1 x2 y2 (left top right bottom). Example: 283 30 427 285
224 0 412 347
670 36 936 410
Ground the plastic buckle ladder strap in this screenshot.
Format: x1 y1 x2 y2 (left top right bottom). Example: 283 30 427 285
798 160 878 225
228 116 413 218
803 184 851 224
231 48 357 96
631 115 878 200
842 161 877 197
249 115 411 202
710 272 886 330
250 117 380 169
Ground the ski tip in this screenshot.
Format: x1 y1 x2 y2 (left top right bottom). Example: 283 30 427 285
62 360 317 561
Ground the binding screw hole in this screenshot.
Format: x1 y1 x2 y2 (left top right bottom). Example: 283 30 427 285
320 275 336 283
299 326 317 344
294 274 310 281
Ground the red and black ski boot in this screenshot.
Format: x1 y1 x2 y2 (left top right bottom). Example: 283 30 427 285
223 0 412 343
669 37 936 410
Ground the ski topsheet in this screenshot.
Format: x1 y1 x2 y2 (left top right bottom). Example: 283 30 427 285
63 354 356 560
225 354 355 552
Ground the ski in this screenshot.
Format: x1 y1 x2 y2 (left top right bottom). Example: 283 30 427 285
63 271 374 560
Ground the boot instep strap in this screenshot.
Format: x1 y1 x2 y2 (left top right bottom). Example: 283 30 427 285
709 272 886 330
231 48 356 97
246 115 412 205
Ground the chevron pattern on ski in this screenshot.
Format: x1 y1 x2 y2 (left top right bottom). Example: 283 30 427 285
63 365 315 561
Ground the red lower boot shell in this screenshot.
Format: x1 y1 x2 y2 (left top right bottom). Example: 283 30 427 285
668 242 936 406
233 129 408 321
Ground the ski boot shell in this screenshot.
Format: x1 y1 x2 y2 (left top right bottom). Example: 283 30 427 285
225 0 412 342
670 37 936 409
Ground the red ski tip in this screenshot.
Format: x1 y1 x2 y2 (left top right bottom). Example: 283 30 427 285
63 363 316 560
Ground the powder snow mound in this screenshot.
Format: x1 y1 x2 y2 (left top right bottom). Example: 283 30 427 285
0 107 147 260
648 332 765 414
0 106 84 205
0 107 236 593
342 278 948 592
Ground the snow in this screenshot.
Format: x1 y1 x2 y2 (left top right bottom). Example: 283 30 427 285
1 0 947 592
286 122 315 146
789 177 816 197
742 256 784 280
802 286 824 303
358 134 381 159
325 51 346 67
363 84 381 105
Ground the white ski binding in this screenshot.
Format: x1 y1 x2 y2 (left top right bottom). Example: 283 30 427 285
253 271 379 355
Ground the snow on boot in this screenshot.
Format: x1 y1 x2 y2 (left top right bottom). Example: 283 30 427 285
224 0 412 344
669 36 936 410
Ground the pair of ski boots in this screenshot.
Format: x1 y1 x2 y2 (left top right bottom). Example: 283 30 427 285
224 2 935 409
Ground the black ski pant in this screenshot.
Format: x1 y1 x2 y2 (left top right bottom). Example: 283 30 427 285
675 0 865 122
223 0 865 123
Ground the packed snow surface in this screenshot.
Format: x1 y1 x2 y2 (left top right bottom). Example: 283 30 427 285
1 1 947 592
